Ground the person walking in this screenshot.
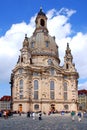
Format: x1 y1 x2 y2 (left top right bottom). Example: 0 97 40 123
77 111 82 122
3 110 7 119
27 111 30 117
32 112 35 119
71 111 75 121
38 111 42 120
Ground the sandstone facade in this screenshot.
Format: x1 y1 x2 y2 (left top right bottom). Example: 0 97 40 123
10 8 79 113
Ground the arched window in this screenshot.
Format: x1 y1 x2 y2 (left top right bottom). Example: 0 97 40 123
63 82 67 100
48 59 52 65
46 41 49 47
34 80 38 99
66 64 69 69
50 81 54 90
40 19 45 26
31 42 34 48
20 79 23 89
64 82 67 91
19 79 23 99
50 81 55 99
30 58 32 64
21 57 23 62
50 68 54 75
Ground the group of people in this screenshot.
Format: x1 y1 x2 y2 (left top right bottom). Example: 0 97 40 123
0 109 83 122
71 111 82 121
27 111 42 120
1 110 11 119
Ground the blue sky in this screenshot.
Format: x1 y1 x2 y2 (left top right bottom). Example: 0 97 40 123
0 0 87 35
0 0 87 97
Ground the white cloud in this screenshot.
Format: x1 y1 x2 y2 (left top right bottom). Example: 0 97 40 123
47 10 72 39
0 20 35 83
47 8 87 90
47 9 57 19
0 8 87 96
58 8 76 17
79 81 87 90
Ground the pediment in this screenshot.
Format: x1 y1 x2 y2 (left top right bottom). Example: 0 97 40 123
43 66 64 75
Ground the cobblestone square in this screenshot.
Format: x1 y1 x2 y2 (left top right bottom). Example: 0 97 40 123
0 114 87 130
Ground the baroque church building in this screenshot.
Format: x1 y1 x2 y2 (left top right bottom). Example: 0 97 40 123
10 8 79 113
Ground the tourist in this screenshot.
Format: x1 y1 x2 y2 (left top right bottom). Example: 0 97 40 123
27 111 30 117
38 111 42 120
77 111 82 121
32 112 35 119
3 110 7 119
71 111 75 121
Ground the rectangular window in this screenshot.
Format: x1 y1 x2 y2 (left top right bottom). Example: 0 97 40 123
64 75 67 79
48 59 52 65
20 80 23 89
34 91 38 99
64 92 67 100
64 86 67 91
50 91 54 99
33 72 38 76
50 81 54 90
20 95 23 99
20 89 23 93
46 41 49 47
31 42 34 48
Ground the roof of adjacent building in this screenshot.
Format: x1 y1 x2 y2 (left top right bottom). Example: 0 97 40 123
78 89 87 95
0 96 11 101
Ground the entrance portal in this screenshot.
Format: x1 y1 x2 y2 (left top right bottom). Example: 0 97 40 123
19 104 22 112
50 104 55 113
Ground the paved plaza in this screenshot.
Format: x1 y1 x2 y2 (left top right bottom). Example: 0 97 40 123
0 114 87 130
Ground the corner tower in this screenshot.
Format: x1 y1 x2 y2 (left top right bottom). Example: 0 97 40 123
63 43 76 71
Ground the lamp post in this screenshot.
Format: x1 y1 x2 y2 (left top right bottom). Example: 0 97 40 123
9 73 14 111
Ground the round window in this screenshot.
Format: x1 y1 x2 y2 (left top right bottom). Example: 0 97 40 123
34 104 39 110
64 104 68 110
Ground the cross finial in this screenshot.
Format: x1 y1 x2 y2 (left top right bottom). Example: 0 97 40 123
25 34 27 38
40 6 42 12
67 43 69 50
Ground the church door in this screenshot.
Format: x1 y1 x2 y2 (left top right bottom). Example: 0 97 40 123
50 104 55 113
19 104 22 112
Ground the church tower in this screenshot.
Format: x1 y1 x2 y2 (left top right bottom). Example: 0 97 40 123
10 8 79 113
34 7 48 34
63 43 75 71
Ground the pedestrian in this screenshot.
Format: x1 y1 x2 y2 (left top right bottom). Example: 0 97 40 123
71 111 75 121
19 112 21 116
27 111 30 117
38 111 42 120
0 111 2 117
32 112 35 119
3 110 7 119
77 111 82 121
